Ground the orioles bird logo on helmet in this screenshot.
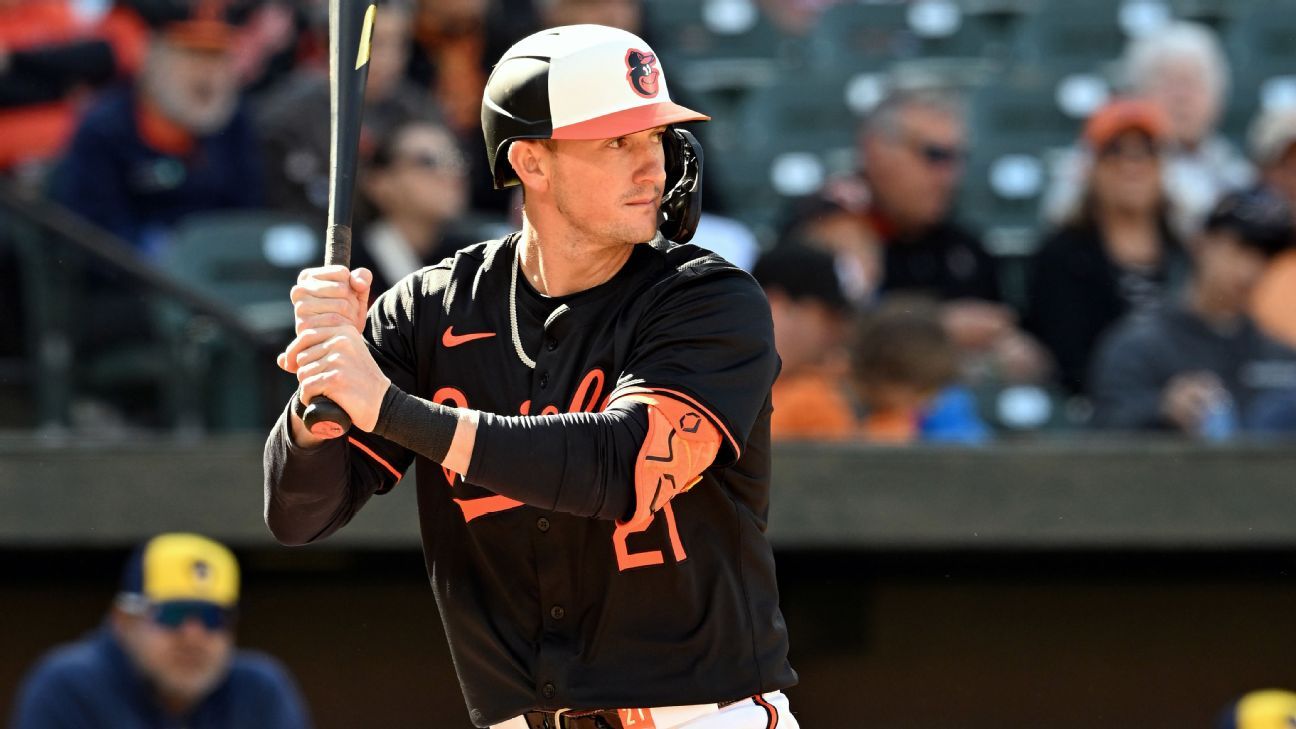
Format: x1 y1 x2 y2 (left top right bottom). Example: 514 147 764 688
625 49 660 98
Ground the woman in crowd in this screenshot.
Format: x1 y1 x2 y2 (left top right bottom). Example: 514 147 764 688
1026 99 1188 396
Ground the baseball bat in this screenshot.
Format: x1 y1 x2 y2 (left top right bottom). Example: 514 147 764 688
301 0 376 439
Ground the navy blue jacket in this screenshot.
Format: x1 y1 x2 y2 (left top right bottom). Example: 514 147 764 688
9 628 311 729
52 85 264 257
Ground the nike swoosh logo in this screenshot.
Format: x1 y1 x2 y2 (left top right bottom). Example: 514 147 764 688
442 326 496 348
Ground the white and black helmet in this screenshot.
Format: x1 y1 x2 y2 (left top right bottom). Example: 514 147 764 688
481 24 709 243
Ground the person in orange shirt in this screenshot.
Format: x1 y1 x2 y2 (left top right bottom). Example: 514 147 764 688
752 243 857 440
1246 107 1296 350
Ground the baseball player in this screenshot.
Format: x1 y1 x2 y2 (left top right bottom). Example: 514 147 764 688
264 25 798 729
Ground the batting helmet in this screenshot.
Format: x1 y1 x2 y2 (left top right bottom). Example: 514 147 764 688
481 24 709 243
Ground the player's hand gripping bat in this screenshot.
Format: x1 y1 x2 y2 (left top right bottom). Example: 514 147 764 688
301 0 376 439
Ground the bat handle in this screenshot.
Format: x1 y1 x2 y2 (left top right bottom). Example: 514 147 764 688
300 223 355 439
303 397 352 439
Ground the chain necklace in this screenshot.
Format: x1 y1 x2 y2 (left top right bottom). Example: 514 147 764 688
509 250 537 369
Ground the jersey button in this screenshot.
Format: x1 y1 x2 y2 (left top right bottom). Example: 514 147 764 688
549 605 565 620
545 337 557 351
541 682 556 699
536 517 550 533
539 372 549 388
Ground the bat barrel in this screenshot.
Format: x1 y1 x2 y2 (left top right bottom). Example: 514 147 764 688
305 0 373 440
327 0 374 232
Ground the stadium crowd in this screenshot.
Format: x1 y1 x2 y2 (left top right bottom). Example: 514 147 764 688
1 0 1295 443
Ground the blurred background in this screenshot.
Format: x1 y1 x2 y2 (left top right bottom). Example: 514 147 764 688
2 0 1296 726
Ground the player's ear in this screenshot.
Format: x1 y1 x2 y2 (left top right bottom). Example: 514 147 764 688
509 140 551 193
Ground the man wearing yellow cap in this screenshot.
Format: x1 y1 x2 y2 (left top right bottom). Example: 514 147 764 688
10 533 311 729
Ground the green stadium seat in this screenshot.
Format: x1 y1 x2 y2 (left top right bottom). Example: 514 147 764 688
646 0 789 90
1014 0 1149 72
1223 0 1296 68
157 211 322 431
715 70 869 228
806 2 921 71
162 211 321 332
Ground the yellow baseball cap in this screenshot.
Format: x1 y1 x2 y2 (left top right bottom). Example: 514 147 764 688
1220 689 1296 729
120 533 239 608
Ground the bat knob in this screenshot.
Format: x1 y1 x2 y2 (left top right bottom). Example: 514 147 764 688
303 397 352 439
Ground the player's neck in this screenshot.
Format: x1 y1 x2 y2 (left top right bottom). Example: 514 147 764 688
517 215 634 297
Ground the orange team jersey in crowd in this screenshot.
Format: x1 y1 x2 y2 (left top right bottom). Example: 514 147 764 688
770 370 858 440
0 0 146 170
1252 249 1296 350
859 408 920 444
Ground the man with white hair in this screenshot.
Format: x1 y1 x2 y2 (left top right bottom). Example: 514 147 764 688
51 9 263 258
1044 21 1253 238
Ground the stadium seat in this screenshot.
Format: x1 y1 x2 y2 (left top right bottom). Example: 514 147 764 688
646 0 790 90
1220 0 1296 140
162 211 321 333
717 70 869 228
156 211 322 430
1015 0 1166 72
1223 0 1296 67
805 2 918 71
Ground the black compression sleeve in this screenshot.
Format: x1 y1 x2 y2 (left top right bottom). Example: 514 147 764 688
371 384 458 463
369 384 646 521
467 406 647 520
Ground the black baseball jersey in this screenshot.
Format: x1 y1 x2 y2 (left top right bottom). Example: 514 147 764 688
265 233 796 727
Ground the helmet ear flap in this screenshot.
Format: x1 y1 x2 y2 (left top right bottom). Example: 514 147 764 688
659 128 704 244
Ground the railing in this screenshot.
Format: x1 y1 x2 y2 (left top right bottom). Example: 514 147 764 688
0 181 286 434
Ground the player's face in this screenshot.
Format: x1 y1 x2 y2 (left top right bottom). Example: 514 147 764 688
114 606 234 708
548 126 668 247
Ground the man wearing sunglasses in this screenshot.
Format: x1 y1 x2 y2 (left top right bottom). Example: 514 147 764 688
10 533 311 729
848 87 1049 385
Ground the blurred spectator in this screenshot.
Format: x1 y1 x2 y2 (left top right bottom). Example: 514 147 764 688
50 9 263 257
781 195 883 306
227 0 302 94
851 295 987 444
256 0 439 222
410 0 487 137
752 244 856 440
409 0 524 214
1044 22 1253 238
353 119 472 299
1090 189 1296 437
847 87 1050 384
536 0 640 31
0 0 148 179
1216 689 1296 729
755 0 842 37
1246 106 1296 350
10 533 311 729
1026 99 1187 395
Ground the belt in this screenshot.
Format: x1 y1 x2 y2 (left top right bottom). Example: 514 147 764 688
517 698 749 729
